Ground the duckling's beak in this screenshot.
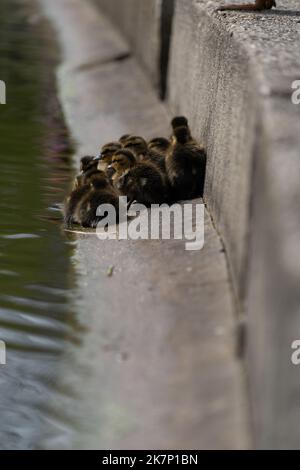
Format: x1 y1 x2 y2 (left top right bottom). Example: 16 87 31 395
92 154 103 162
106 165 116 179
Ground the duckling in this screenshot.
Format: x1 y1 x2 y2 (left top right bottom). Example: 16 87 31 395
147 137 170 175
79 155 100 183
124 135 167 174
80 155 97 173
116 160 168 207
76 172 120 228
66 150 111 223
64 179 92 226
106 149 137 184
76 144 121 188
102 142 122 153
148 137 170 157
166 119 206 200
171 117 201 151
97 142 122 171
171 116 188 130
64 155 100 224
119 134 132 146
123 136 148 159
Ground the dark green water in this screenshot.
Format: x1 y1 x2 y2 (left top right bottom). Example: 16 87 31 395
0 0 80 449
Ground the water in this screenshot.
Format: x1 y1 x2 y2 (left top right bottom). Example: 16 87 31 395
0 0 80 449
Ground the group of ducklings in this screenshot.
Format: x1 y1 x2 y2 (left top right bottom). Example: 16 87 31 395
64 116 206 228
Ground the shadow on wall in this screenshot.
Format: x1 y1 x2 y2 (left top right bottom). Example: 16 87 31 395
159 0 175 100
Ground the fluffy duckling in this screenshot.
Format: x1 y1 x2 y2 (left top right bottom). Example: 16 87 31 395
64 155 101 224
116 158 168 207
80 155 96 173
171 116 189 130
66 149 114 224
124 135 167 174
119 134 132 146
147 137 170 175
166 117 206 200
80 155 95 172
102 142 122 153
106 149 137 184
64 179 92 226
96 142 122 171
148 137 170 157
123 136 148 159
79 155 100 184
76 172 120 228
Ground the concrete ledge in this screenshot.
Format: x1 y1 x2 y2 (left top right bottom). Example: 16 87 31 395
38 0 249 450
92 0 300 449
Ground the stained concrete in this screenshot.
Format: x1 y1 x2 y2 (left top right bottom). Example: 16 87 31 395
37 0 249 450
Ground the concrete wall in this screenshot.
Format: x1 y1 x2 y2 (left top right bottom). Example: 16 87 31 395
168 0 300 448
93 0 300 448
167 1 257 298
93 0 163 87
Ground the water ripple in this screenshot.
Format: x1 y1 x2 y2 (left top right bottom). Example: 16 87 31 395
1 233 40 240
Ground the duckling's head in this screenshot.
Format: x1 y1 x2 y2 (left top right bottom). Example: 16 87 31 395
119 134 132 145
101 142 122 155
172 125 192 145
107 149 136 180
171 116 188 130
123 136 148 158
97 142 122 171
80 155 97 173
89 172 111 191
148 137 170 153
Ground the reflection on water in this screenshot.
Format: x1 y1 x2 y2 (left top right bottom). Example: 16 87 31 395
0 0 80 449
